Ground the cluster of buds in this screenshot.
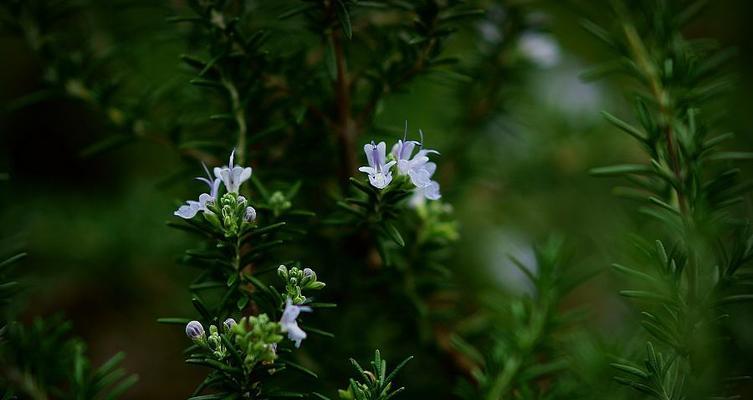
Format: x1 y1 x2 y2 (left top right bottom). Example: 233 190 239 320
277 265 325 305
185 316 281 368
231 315 283 369
185 320 227 359
268 191 292 217
202 191 255 237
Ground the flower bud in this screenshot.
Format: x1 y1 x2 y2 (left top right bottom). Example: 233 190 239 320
185 320 205 341
245 206 257 222
303 268 314 278
277 265 288 279
223 318 237 332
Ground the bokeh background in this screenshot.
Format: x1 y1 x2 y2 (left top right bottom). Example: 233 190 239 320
1 0 753 398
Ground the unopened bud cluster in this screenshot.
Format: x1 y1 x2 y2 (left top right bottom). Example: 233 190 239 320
278 265 325 304
268 191 292 217
203 192 256 237
185 320 227 359
231 315 283 368
184 315 285 369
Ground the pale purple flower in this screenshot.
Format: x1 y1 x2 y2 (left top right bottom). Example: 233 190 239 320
410 161 441 203
279 299 312 348
174 166 222 219
391 139 421 175
186 320 205 341
390 129 441 201
391 129 438 179
415 181 441 201
174 201 203 219
359 141 396 189
391 127 439 178
214 149 252 193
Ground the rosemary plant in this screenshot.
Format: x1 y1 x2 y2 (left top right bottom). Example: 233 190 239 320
586 1 753 398
1 0 751 399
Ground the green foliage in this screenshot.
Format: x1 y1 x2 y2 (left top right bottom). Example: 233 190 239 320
335 350 412 400
584 0 753 397
0 252 25 328
453 239 587 400
0 317 137 400
612 342 686 400
338 176 415 251
0 242 137 399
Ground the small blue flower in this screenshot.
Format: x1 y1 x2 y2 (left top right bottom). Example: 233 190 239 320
359 141 396 189
279 298 312 348
214 149 252 193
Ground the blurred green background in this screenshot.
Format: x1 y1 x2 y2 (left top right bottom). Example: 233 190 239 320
1 0 752 398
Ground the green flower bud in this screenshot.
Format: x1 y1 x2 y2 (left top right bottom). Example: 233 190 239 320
277 265 289 280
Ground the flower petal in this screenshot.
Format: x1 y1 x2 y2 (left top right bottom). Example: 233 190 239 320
198 193 213 209
174 201 201 219
364 143 376 168
239 166 252 183
211 178 221 199
423 161 437 177
376 141 387 165
409 168 432 187
424 181 441 200
383 160 396 172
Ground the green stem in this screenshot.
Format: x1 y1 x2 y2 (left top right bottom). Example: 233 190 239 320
622 20 699 305
486 356 521 400
223 75 247 166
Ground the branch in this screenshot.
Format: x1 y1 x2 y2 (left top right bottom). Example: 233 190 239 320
331 29 357 183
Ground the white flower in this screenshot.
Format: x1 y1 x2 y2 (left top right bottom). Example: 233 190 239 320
359 141 396 189
214 149 252 193
279 299 312 348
